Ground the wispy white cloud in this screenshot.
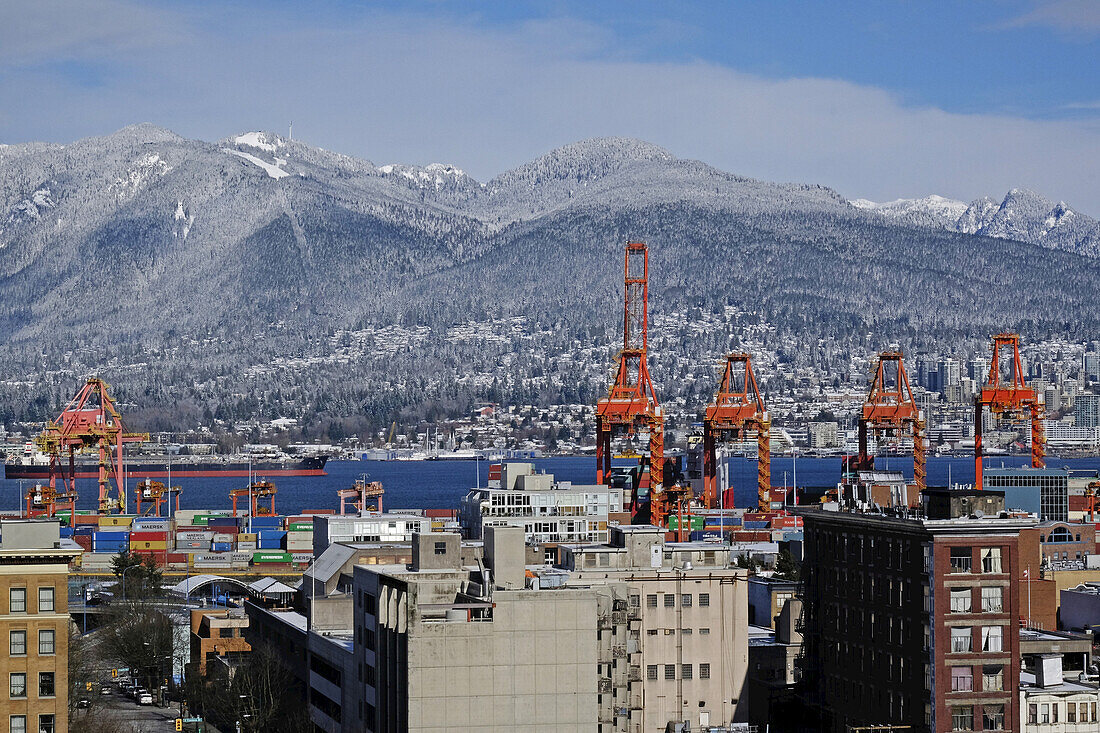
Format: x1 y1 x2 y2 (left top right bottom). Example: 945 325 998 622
994 0 1100 35
2 2 1100 215
1062 100 1100 110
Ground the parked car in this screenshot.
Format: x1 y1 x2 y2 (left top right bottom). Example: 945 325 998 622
99 686 111 696
137 692 153 705
76 698 91 709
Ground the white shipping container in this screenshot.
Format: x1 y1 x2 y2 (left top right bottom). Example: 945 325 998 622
212 533 236 543
177 531 214 542
236 542 257 551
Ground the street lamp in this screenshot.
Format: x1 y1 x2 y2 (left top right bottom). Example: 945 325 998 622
121 564 143 602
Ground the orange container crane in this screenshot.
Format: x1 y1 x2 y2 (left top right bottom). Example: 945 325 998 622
23 483 77 519
703 353 771 511
974 334 1044 489
134 479 181 516
1086 481 1099 523
857 351 926 493
35 378 149 514
338 478 384 514
596 242 667 518
230 480 277 517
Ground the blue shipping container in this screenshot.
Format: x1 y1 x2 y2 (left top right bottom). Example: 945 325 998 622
257 539 284 549
743 521 769 530
212 542 232 552
93 531 130 539
689 530 728 542
258 530 286 539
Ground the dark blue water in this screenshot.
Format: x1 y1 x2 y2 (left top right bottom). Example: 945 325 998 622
6 454 1100 515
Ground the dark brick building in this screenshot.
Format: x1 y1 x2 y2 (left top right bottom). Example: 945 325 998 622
797 502 1036 733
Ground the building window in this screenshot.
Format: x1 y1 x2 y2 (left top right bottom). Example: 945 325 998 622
981 586 1003 613
433 541 446 555
950 547 972 573
9 716 25 733
981 626 1002 652
629 595 640 608
950 627 972 653
681 594 692 608
10 673 26 698
9 588 26 614
950 588 972 613
647 665 657 680
1041 704 1050 723
983 704 1004 731
982 665 1003 692
1069 703 1077 723
700 663 710 679
39 629 55 656
699 628 710 635
664 665 675 680
681 664 692 680
9 630 26 656
699 593 710 607
1053 702 1059 723
950 666 973 692
664 594 675 608
981 548 1002 573
38 672 54 698
647 629 657 636
37 587 54 613
951 706 973 731
38 715 54 733
647 594 657 608
1028 704 1038 725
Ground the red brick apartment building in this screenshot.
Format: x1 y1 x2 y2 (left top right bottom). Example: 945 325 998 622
798 489 1035 733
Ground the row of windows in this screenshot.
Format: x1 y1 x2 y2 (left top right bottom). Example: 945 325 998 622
1028 701 1097 725
645 663 711 680
949 625 1003 653
644 593 711 609
951 704 1003 731
7 588 55 614
949 586 1004 614
8 672 54 699
949 665 1003 692
9 629 55 656
646 628 710 636
949 547 1003 574
8 715 54 733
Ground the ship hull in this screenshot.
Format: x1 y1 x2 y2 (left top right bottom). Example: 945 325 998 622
4 457 328 480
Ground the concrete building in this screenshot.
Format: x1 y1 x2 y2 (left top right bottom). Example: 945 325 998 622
1059 584 1100 635
746 600 802 728
1075 394 1100 429
559 525 750 731
312 513 430 556
0 520 81 733
353 528 597 732
808 422 840 450
459 462 624 544
985 468 1070 523
1043 421 1099 451
797 492 1037 733
747 576 799 628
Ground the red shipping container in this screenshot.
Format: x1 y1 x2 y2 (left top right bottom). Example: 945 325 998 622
167 553 188 564
75 514 100 526
425 509 457 519
300 509 334 515
129 531 168 541
73 535 92 551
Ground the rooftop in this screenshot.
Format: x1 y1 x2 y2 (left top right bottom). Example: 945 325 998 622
1021 669 1100 694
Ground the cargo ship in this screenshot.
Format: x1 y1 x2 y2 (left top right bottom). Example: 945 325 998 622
5 450 328 480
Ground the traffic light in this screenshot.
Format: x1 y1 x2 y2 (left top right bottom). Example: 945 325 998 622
175 719 183 731
111 669 118 679
85 682 92 691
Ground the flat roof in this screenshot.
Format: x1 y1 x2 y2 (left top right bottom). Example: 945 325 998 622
1021 669 1099 694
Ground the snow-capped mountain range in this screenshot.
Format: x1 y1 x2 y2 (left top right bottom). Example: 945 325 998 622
851 189 1100 258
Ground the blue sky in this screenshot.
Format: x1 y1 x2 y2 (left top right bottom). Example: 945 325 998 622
2 0 1100 212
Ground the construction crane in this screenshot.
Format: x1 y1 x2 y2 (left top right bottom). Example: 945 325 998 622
974 334 1044 489
1086 481 1099 523
338 477 384 514
595 241 672 524
134 479 181 517
230 480 277 517
23 483 77 519
35 378 149 514
702 353 771 511
857 351 926 494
